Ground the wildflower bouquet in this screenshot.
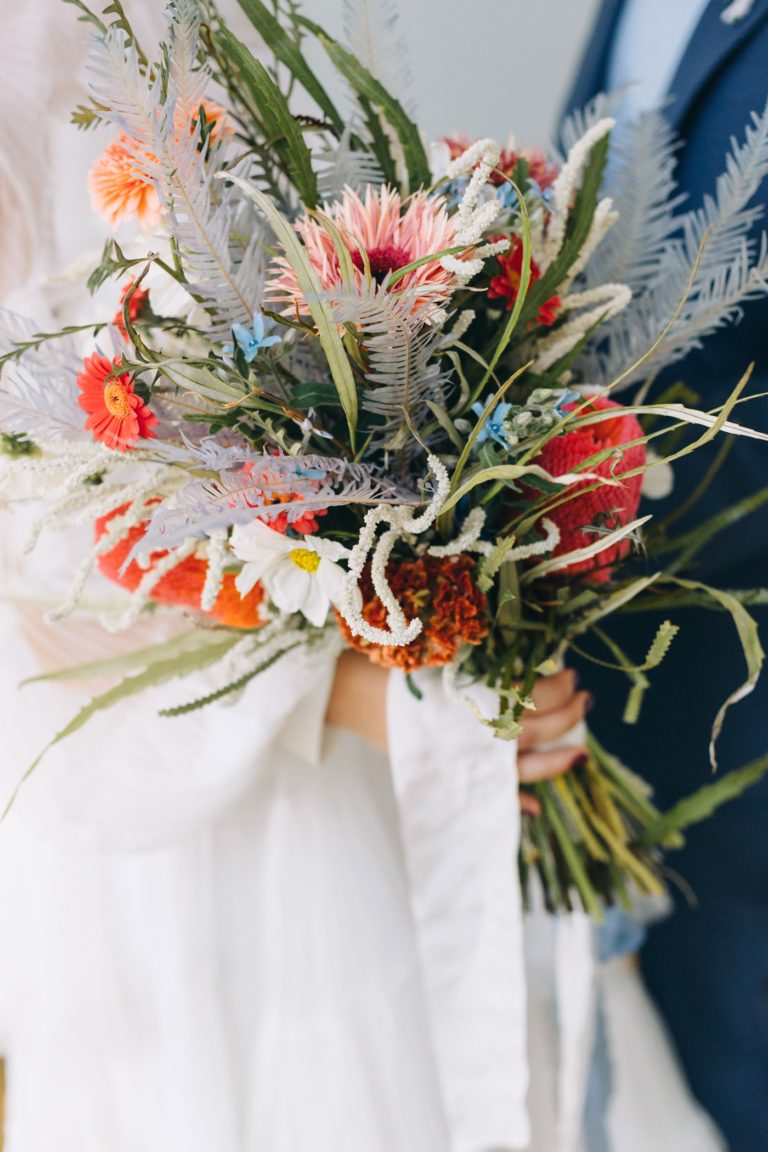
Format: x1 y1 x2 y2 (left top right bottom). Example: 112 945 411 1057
2 0 768 916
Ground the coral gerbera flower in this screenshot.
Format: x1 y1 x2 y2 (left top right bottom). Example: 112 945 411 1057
487 236 561 326
77 353 157 452
267 185 464 318
88 133 163 230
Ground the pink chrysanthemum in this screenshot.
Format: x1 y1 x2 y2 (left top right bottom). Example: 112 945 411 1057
267 185 465 317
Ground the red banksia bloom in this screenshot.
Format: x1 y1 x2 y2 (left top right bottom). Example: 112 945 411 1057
77 353 157 452
337 554 489 670
95 507 264 629
487 236 561 326
532 396 646 583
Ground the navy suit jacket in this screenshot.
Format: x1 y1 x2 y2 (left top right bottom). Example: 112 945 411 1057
563 4 768 1149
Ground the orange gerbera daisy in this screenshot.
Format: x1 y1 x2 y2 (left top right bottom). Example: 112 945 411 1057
267 185 465 319
88 133 163 230
77 353 157 452
95 506 265 630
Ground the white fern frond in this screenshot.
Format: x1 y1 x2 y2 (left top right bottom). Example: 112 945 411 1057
342 0 416 115
86 24 261 332
585 109 685 293
327 282 451 427
582 99 768 387
0 312 84 440
316 127 384 201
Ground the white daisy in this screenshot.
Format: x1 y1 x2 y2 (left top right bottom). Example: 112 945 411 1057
231 519 348 627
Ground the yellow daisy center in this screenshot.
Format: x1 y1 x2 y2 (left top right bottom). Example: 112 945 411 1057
103 381 132 418
289 548 320 573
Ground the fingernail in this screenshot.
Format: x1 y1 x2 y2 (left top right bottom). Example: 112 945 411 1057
571 753 589 771
583 692 595 715
571 668 581 689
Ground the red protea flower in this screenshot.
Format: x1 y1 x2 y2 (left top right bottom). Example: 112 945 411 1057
336 554 489 670
532 396 646 583
95 506 264 630
487 236 561 326
77 353 157 452
114 279 151 339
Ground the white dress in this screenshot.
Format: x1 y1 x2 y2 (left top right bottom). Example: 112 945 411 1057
0 512 726 1152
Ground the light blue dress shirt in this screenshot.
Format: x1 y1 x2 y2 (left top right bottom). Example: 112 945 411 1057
606 0 711 116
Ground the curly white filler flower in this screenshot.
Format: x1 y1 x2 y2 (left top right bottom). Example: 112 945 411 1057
540 118 615 269
564 197 620 284
442 308 476 345
501 518 560 564
337 455 451 647
428 507 489 557
201 529 228 612
102 539 198 632
533 282 632 373
442 138 503 284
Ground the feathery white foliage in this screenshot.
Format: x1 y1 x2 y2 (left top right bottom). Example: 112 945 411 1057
584 111 685 294
0 311 85 440
86 10 261 332
327 281 451 429
342 0 416 115
316 127 385 201
583 98 768 386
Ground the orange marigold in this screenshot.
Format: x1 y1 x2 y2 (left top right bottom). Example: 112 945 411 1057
336 554 489 670
95 506 264 630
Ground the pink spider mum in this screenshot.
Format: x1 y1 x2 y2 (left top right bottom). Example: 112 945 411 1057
267 185 465 318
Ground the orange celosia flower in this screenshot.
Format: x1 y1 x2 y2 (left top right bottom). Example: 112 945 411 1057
336 554 489 670
88 133 163 230
95 506 264 629
77 353 157 452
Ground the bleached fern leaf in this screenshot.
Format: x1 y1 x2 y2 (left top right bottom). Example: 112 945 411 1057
0 311 84 439
135 453 411 553
582 98 768 387
342 0 416 116
316 127 384 201
86 22 261 332
559 90 625 157
328 282 451 429
585 110 685 294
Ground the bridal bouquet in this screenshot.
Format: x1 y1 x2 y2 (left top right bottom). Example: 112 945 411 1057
2 0 768 915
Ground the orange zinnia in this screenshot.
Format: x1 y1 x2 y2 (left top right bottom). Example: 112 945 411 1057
95 506 264 630
77 353 157 452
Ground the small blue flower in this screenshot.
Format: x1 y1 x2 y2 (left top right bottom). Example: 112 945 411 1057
226 312 281 362
471 398 514 447
555 388 580 415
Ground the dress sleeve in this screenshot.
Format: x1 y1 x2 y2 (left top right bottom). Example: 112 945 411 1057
0 598 339 853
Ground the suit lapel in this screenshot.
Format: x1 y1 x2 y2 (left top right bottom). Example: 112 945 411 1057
561 0 624 120
666 0 768 127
